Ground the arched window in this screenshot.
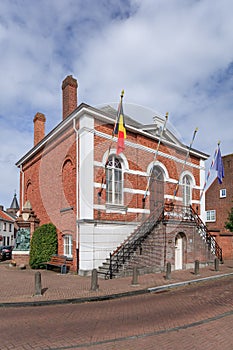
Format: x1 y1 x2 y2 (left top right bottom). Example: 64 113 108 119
106 155 123 205
26 181 33 202
182 175 192 206
62 158 75 206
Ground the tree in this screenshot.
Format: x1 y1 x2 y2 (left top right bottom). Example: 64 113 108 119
29 223 58 269
225 207 233 232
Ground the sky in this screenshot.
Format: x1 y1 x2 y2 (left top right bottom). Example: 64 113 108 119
0 0 233 209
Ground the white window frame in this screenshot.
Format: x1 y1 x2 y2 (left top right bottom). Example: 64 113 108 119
206 210 216 222
220 189 226 198
63 235 72 257
106 155 123 205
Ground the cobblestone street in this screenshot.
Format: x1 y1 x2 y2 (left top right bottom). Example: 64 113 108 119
1 272 233 349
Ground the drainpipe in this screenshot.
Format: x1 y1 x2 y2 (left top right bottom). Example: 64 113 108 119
20 164 24 211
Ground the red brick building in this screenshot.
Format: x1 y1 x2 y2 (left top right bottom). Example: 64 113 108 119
16 75 219 275
206 154 233 259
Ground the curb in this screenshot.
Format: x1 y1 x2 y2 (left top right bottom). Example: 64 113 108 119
148 272 233 293
0 272 233 308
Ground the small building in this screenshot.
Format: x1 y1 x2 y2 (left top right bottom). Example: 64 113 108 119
16 75 221 275
206 153 233 259
0 194 19 246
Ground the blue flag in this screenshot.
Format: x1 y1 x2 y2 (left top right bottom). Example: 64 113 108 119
214 147 224 184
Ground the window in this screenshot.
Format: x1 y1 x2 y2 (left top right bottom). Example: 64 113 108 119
9 223 12 232
63 235 72 257
182 175 192 206
3 222 6 231
106 155 123 205
220 189 226 198
206 210 216 222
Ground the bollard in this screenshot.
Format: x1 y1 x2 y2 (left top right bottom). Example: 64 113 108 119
166 262 171 280
194 260 199 275
90 269 99 291
131 266 139 285
214 258 219 271
35 271 42 296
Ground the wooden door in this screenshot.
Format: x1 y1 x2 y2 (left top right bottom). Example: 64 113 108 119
149 166 164 212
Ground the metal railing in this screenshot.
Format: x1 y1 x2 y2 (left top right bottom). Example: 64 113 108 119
189 206 223 262
106 205 164 279
164 204 223 261
102 203 223 279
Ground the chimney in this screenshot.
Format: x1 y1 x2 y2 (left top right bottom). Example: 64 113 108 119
33 112 46 146
62 75 78 120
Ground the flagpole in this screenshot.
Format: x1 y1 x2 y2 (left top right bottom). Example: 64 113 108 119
98 90 124 197
200 141 220 201
143 112 169 202
173 127 198 200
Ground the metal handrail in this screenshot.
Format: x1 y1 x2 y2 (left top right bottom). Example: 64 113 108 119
106 205 164 279
103 203 223 279
188 205 223 262
164 204 223 261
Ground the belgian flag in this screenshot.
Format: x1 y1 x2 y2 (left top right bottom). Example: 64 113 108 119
113 90 126 154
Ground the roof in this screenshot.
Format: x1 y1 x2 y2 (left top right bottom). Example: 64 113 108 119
9 193 19 210
0 210 15 222
16 102 209 167
99 105 143 129
98 105 209 159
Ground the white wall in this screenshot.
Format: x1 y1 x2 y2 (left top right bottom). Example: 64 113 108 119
78 222 137 274
79 114 94 220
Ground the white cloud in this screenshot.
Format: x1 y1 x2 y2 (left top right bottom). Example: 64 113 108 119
0 0 233 207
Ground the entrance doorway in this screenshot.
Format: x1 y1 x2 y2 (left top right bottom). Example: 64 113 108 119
149 166 164 212
175 235 183 270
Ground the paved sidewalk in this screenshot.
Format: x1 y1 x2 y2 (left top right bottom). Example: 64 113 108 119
0 260 233 307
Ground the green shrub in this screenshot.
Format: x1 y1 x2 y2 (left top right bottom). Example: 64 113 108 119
29 223 58 269
225 207 233 232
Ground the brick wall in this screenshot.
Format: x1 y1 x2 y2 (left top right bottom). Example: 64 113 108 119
206 154 233 259
94 118 202 218
123 220 214 275
21 124 77 270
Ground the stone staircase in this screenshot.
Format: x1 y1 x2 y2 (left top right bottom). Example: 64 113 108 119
98 204 222 279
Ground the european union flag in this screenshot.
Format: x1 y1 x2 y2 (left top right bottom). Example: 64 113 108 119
214 147 224 184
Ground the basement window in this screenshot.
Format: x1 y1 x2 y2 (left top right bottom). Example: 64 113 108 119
63 235 73 258
206 210 216 222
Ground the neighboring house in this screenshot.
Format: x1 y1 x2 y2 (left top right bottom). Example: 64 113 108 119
0 194 19 246
206 153 233 259
16 75 218 276
7 193 20 217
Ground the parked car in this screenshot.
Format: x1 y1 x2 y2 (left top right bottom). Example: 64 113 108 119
0 246 13 261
